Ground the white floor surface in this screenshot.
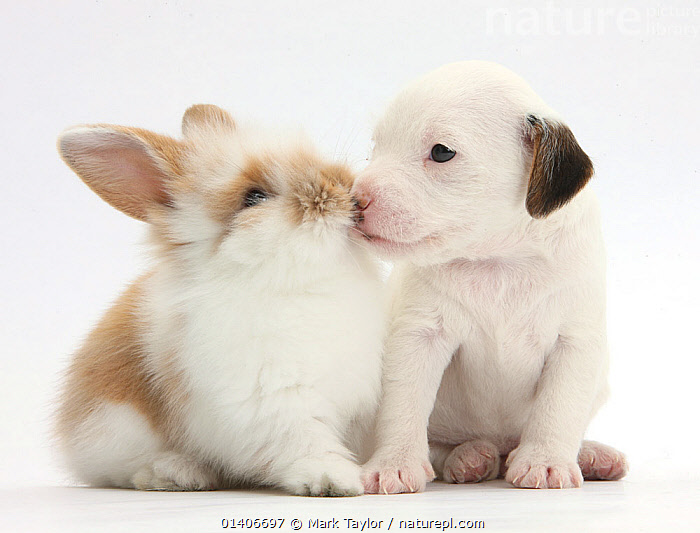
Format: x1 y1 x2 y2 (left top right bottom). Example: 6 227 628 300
2 471 698 533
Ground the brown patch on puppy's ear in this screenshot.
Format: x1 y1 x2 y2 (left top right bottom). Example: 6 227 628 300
525 115 594 218
58 125 185 221
182 104 235 136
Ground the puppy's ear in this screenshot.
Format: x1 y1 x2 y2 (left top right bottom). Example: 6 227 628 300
524 115 593 218
58 125 185 221
182 104 235 136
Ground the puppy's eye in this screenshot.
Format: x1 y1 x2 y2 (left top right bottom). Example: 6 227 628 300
430 144 456 163
244 189 268 208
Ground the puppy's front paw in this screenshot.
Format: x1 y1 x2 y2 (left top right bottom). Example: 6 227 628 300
443 440 500 484
361 454 435 494
284 455 364 497
578 440 628 481
505 447 582 489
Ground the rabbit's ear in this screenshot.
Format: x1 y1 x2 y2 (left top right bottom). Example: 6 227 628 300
182 104 235 137
58 125 185 221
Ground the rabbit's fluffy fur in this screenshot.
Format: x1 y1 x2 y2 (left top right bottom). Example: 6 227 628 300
55 105 385 496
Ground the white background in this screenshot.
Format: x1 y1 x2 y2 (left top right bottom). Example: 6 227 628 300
1 1 698 531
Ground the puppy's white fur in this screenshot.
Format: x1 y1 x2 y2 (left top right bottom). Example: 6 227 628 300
355 61 627 492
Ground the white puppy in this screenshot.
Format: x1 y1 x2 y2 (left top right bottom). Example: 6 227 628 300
354 61 628 491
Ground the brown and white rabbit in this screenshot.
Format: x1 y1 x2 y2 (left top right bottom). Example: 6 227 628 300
55 105 385 497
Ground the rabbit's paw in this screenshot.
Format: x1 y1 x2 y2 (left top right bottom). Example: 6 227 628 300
283 455 363 497
132 452 217 491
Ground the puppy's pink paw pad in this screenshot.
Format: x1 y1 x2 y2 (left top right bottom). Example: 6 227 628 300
506 463 582 489
361 470 381 494
505 448 582 489
362 459 434 494
578 441 628 481
443 440 500 483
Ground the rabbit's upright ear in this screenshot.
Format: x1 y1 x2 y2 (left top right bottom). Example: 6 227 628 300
182 104 235 137
58 125 185 221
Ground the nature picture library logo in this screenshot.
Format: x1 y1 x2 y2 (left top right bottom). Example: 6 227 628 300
486 3 700 37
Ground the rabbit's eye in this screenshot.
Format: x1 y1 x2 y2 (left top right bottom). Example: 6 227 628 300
430 144 456 163
244 189 268 208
